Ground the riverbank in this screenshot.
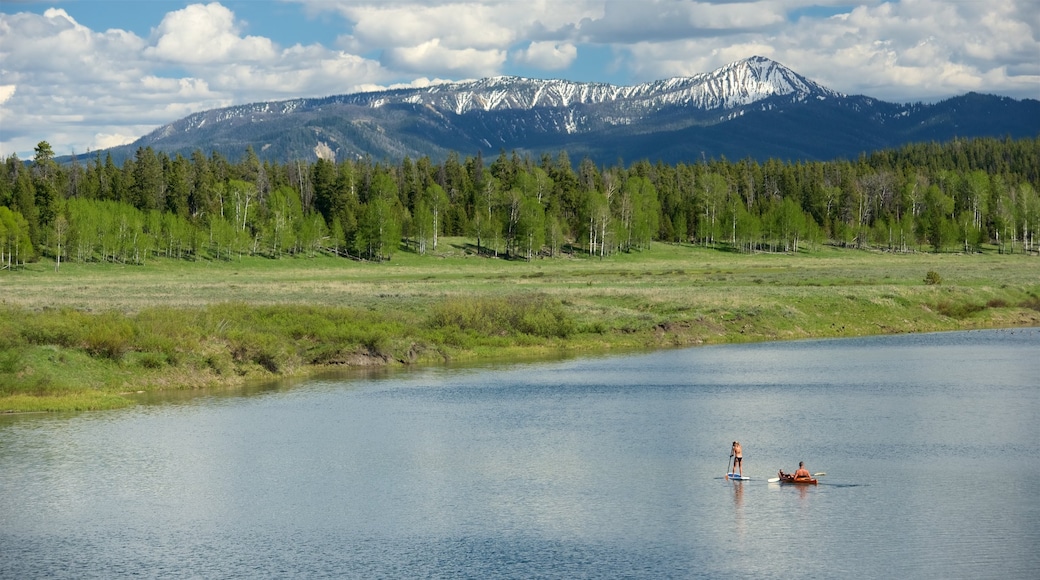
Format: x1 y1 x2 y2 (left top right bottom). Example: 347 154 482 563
3 241 1038 412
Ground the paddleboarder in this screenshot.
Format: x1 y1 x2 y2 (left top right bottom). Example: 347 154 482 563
730 441 743 477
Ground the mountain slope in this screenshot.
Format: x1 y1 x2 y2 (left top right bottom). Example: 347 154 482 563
95 56 1040 165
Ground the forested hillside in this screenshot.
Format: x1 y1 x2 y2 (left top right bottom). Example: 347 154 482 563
2 137 1038 269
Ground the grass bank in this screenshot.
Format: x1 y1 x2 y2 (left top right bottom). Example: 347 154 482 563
2 240 1038 412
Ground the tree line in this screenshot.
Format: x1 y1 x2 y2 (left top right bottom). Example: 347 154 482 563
2 136 1038 269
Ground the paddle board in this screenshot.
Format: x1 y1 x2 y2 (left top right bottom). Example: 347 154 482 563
726 473 751 480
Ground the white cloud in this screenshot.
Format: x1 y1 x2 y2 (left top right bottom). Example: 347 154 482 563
574 0 786 44
607 0 1039 101
146 2 277 64
779 0 1040 100
0 4 393 157
344 3 518 50
514 41 578 71
92 132 143 151
383 39 507 77
317 0 597 48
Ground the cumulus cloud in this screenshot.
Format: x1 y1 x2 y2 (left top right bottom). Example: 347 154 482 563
383 39 507 77
602 0 1039 101
572 0 787 44
771 0 1040 100
319 0 594 77
514 41 578 71
146 2 277 64
0 4 392 157
344 3 519 50
0 8 159 156
92 132 145 151
316 0 596 49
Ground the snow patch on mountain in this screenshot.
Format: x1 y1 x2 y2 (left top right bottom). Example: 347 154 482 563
376 56 842 115
140 56 846 144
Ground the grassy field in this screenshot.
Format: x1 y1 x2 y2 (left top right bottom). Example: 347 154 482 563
2 239 1038 412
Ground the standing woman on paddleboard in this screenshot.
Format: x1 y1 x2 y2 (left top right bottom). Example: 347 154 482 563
731 441 743 477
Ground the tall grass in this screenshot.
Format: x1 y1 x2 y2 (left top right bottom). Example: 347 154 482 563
427 295 574 340
0 295 580 410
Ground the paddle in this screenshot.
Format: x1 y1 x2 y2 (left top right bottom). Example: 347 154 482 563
726 455 733 477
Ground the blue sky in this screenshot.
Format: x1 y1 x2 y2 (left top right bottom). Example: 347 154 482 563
1 0 1038 158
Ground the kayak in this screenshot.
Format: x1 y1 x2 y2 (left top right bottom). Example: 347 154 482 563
777 471 817 485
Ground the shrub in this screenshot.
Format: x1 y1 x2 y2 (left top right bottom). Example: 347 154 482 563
1022 294 1040 312
0 347 25 375
84 315 133 361
426 295 573 339
228 331 290 373
935 300 984 319
924 271 942 285
205 352 234 376
139 353 166 369
19 309 87 348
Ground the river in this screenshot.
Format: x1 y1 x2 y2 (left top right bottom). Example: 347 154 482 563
2 328 1038 578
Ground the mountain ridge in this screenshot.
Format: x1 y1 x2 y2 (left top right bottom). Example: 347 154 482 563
90 56 1039 165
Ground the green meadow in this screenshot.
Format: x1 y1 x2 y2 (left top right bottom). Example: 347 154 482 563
2 240 1038 412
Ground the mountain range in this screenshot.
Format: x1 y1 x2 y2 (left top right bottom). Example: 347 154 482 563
96 56 1040 165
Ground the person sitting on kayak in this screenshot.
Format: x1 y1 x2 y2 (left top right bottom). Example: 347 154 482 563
779 462 812 481
731 441 743 476
793 462 810 479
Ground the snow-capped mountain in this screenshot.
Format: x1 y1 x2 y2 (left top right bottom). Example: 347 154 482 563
355 55 842 114
110 56 1037 164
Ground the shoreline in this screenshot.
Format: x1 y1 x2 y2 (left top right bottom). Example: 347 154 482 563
4 308 1038 414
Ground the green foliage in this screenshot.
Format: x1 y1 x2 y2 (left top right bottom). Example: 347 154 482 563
0 205 34 267
18 308 88 348
924 271 943 285
935 299 985 319
4 137 1040 267
1022 294 1040 312
83 313 134 360
228 330 289 373
426 295 574 339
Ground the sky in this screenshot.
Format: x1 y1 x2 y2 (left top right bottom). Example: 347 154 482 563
1 0 1038 159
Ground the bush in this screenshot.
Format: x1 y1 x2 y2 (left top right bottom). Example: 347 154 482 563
205 352 234 376
935 300 984 319
1022 294 1040 312
0 347 25 375
19 309 87 348
139 353 166 369
924 271 942 285
426 295 573 339
83 315 133 361
228 330 291 373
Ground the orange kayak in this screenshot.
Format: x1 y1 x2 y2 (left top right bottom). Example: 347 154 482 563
778 472 818 485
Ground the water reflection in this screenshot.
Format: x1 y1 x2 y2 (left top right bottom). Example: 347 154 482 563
730 479 746 540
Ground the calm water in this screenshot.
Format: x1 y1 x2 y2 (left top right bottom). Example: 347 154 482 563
2 329 1038 579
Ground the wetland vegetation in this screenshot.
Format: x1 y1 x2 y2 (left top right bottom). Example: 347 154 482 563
3 242 1038 412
